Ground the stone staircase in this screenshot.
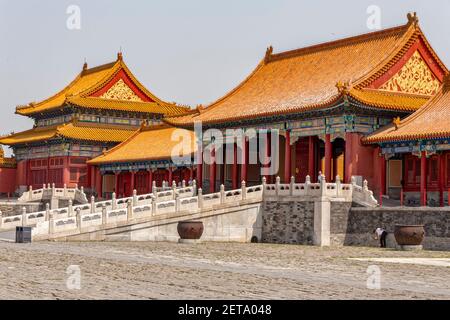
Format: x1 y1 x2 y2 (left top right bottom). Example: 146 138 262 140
18 184 88 206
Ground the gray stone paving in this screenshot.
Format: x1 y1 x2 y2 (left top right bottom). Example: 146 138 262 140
0 242 449 299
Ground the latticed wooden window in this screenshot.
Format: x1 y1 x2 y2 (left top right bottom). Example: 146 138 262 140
48 169 63 185
404 155 421 188
31 170 46 186
69 168 87 186
135 172 148 195
70 157 87 165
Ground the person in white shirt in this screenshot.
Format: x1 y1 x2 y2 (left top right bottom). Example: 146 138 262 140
373 227 388 248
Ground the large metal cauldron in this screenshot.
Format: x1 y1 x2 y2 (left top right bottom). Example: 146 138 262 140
394 225 425 246
177 221 204 240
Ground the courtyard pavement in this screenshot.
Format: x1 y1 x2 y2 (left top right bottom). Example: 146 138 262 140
0 241 449 299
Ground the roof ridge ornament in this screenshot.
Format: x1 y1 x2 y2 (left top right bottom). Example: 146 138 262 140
82 58 88 71
393 116 401 130
407 12 419 27
117 51 123 61
197 104 205 113
336 81 351 95
264 46 273 63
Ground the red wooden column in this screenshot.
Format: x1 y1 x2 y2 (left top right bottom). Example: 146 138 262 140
130 171 136 196
240 136 248 184
420 151 427 206
90 165 96 191
379 149 387 207
62 156 70 187
380 150 387 196
232 143 238 189
439 153 445 207
114 172 120 194
220 144 225 186
189 166 194 181
263 131 271 181
148 169 153 193
197 161 203 189
324 133 332 182
168 167 173 184
284 130 291 183
308 136 315 181
344 132 353 183
95 168 103 199
210 145 216 193
86 164 92 189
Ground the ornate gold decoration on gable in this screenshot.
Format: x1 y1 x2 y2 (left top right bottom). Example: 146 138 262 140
379 51 440 95
100 79 144 102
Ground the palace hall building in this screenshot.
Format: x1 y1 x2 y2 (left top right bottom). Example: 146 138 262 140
165 13 447 202
2 13 450 207
0 53 191 195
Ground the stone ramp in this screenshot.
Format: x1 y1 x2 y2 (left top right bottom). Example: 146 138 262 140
48 198 263 243
32 183 264 242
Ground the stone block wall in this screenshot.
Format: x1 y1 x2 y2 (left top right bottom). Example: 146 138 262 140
341 207 450 250
261 200 314 244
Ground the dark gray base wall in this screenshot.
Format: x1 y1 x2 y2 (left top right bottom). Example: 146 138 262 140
262 199 450 251
335 207 450 251
261 201 314 245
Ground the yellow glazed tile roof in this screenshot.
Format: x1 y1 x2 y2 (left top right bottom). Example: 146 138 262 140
15 55 190 116
0 126 59 145
364 76 450 143
67 96 189 116
168 15 446 126
0 121 137 146
57 122 136 143
88 125 196 164
348 88 429 112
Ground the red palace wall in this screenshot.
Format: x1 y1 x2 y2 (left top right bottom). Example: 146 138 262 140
15 157 89 190
0 167 17 195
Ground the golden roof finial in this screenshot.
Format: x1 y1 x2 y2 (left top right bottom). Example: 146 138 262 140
393 116 401 130
82 58 88 71
264 46 273 63
407 12 419 27
117 51 123 61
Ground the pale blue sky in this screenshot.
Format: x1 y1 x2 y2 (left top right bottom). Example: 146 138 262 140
1 0 450 156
